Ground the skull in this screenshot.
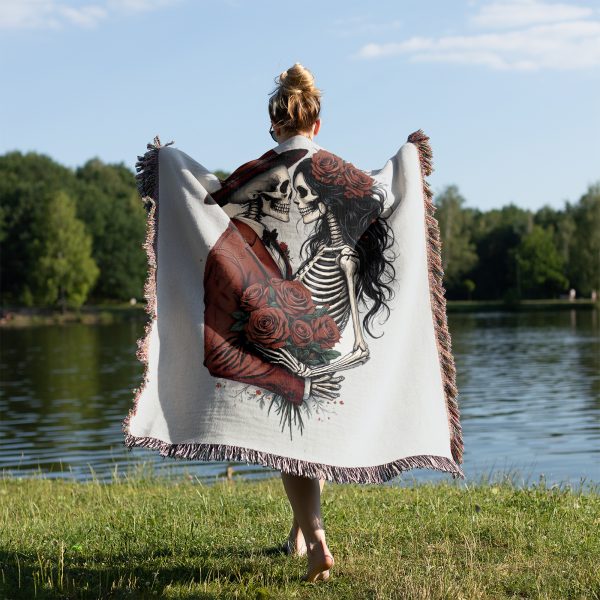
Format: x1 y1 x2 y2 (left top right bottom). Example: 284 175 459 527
231 165 291 222
293 171 326 224
257 165 292 222
227 165 292 221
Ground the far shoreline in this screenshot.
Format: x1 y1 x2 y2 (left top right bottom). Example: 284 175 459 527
1 298 598 327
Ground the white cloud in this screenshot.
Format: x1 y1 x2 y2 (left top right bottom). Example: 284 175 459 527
0 0 179 30
60 4 107 27
107 0 181 13
471 0 594 29
355 0 600 71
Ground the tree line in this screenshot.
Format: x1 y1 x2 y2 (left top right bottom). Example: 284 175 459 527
0 151 598 309
435 184 599 301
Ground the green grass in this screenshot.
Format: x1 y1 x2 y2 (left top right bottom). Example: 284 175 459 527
1 468 599 599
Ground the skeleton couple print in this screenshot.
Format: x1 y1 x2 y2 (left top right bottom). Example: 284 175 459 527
202 136 398 433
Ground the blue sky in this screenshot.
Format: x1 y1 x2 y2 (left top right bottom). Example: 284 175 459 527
1 0 598 211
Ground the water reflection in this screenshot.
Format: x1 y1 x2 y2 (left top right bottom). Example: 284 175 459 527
1 309 598 487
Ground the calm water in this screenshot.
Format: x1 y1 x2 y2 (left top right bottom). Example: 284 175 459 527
1 309 598 487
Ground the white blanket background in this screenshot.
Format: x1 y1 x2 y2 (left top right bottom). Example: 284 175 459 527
122 131 464 483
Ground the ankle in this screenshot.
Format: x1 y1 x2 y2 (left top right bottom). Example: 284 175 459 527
305 532 328 552
289 522 302 536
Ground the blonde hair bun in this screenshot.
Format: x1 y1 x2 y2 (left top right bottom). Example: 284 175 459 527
268 63 322 134
279 63 320 97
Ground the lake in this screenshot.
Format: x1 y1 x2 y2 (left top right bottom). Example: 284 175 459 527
1 309 598 488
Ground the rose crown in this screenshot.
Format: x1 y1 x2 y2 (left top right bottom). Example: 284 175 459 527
310 149 375 199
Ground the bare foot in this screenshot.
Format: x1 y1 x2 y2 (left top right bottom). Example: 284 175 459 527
283 523 306 557
301 539 334 583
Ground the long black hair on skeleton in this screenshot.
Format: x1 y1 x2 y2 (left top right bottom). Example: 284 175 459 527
293 157 397 339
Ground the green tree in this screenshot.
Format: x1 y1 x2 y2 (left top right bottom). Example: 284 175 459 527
567 183 600 296
469 203 532 300
0 152 81 304
213 169 231 181
75 159 147 301
434 185 478 298
463 278 476 300
0 152 148 305
535 203 577 278
512 224 568 298
31 191 99 310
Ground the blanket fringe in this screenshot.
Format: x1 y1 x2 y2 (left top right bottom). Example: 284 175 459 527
407 129 464 465
124 433 464 483
121 133 465 484
121 135 172 435
135 135 174 204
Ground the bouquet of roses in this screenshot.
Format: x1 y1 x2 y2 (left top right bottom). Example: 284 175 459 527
231 277 341 367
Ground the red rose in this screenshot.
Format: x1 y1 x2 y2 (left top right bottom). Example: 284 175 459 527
240 281 270 312
311 149 345 185
312 314 341 348
290 319 314 347
341 163 374 199
278 241 291 261
245 306 290 349
271 278 315 316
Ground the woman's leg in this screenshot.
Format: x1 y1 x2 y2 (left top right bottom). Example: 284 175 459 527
280 473 334 581
284 478 325 555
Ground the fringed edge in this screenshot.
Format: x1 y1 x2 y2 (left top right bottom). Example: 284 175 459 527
123 433 464 483
121 133 465 485
134 135 174 204
407 129 464 466
121 135 173 437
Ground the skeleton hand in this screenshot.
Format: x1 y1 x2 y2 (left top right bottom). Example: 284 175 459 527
257 346 313 377
309 373 344 400
303 344 370 376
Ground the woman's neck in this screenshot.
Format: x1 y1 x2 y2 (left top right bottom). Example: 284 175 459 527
279 130 313 142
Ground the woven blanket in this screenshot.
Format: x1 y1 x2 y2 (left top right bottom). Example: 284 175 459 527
121 130 464 483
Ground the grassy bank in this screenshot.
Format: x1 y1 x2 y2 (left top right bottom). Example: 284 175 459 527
0 303 146 327
1 298 598 327
446 298 600 313
1 472 599 599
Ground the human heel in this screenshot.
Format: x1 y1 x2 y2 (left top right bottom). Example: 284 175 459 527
301 549 334 583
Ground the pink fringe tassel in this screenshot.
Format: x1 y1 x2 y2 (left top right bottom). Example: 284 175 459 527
407 129 464 466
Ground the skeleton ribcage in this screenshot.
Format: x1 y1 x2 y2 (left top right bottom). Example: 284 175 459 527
295 248 350 332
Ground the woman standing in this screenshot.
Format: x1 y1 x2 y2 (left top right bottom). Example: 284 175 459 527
124 61 463 586
267 63 335 583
